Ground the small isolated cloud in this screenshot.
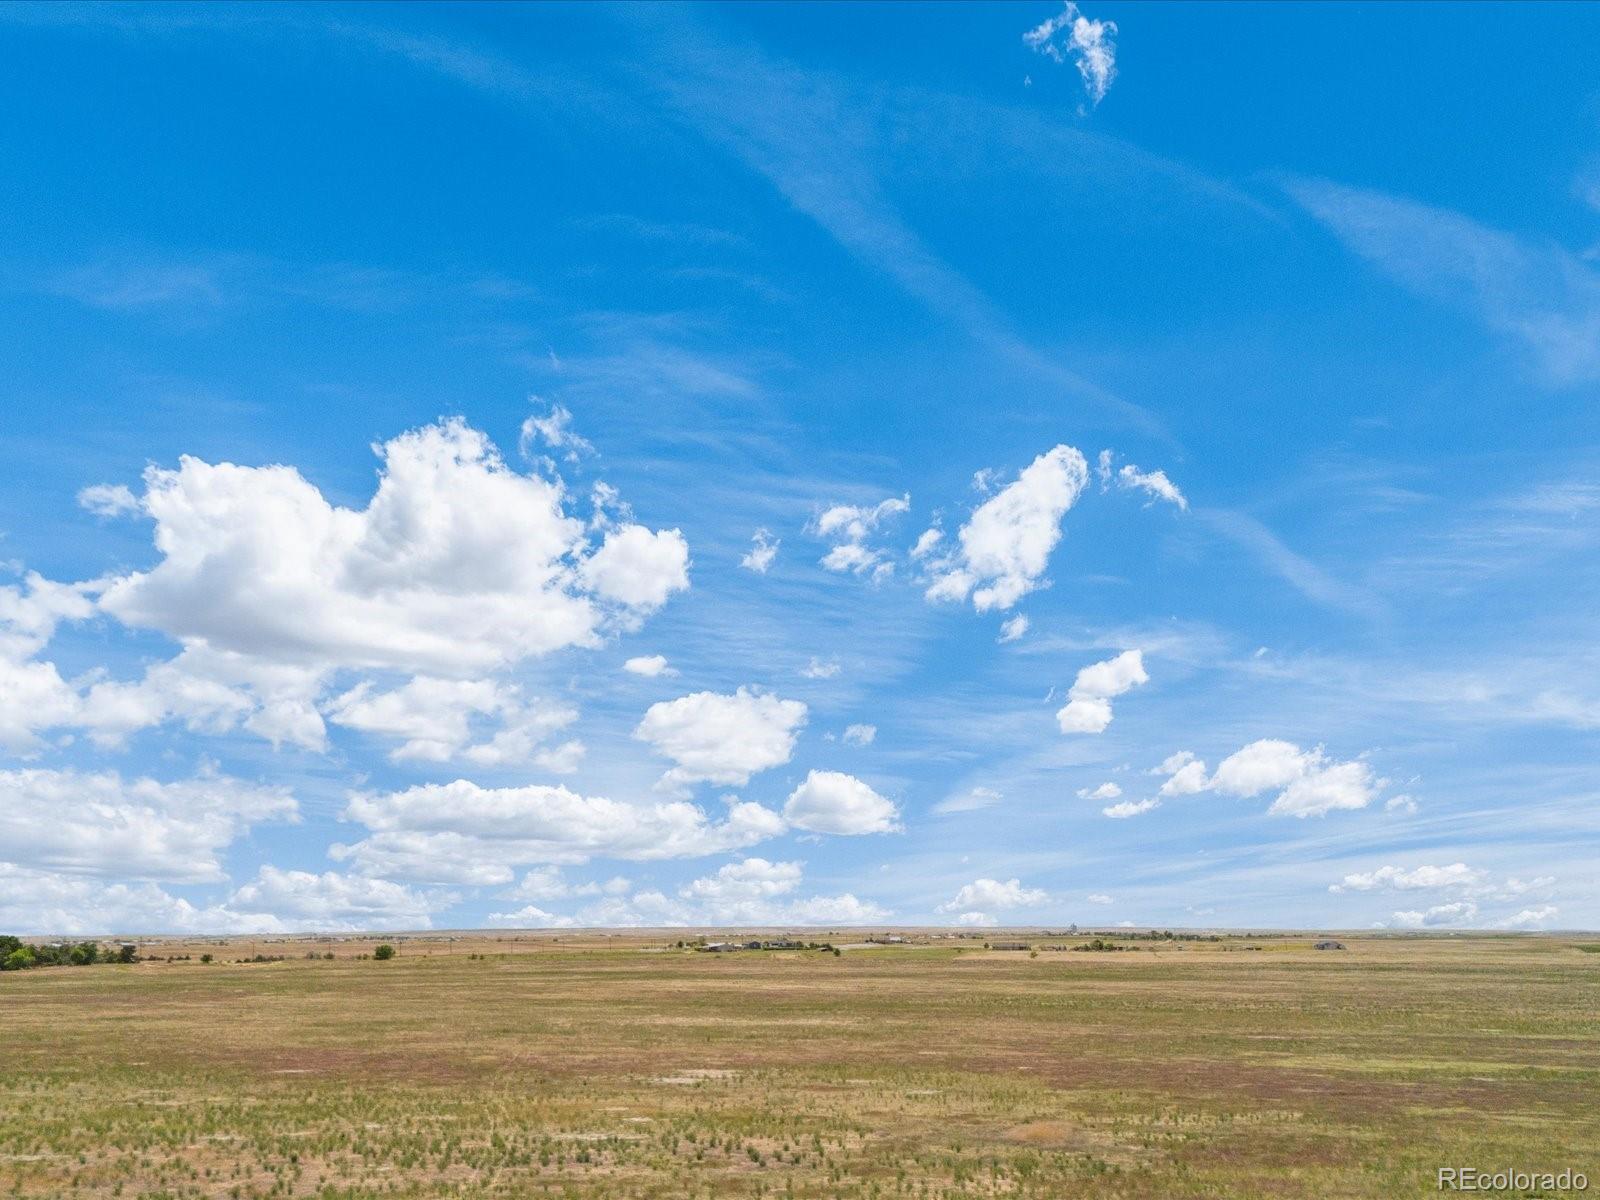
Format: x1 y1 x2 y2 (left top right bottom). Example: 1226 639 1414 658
909 527 943 559
1208 739 1379 817
740 527 779 574
580 524 691 611
813 495 909 580
1023 2 1119 107
1151 751 1210 796
680 856 803 902
623 654 674 677
77 483 141 518
939 877 1048 914
1103 798 1160 819
1117 464 1188 510
1077 782 1121 801
935 785 1002 814
956 910 996 927
783 769 900 835
841 723 876 746
800 656 841 679
925 445 1089 612
1086 892 1113 905
1056 649 1148 734
519 400 594 463
1385 794 1419 814
998 614 1030 643
635 687 807 788
1096 452 1187 509
1390 901 1478 929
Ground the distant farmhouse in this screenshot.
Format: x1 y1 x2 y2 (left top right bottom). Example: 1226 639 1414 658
1314 940 1346 951
989 941 1031 951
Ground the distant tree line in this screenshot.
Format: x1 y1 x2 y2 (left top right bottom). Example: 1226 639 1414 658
0 935 138 971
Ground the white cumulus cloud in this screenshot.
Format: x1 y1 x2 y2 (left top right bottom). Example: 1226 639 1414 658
1023 2 1119 107
939 878 1048 913
998 614 1030 643
11 419 690 757
488 858 888 928
623 654 674 677
326 675 577 767
783 769 900 835
1330 863 1484 893
1056 649 1148 734
77 482 142 518
99 419 686 677
740 527 779 574
1209 739 1380 817
679 857 803 901
335 781 787 883
925 445 1089 612
0 864 278 936
1103 798 1160 819
0 766 296 884
227 866 452 932
813 495 910 579
634 687 807 788
1391 901 1478 928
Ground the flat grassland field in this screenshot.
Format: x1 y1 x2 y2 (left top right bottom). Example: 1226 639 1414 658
3 934 1597 1198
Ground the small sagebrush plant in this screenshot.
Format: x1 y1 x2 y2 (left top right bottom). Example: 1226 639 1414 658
373 944 397 961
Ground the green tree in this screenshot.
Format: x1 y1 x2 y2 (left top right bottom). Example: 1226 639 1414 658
2 946 35 971
373 944 397 960
69 941 100 966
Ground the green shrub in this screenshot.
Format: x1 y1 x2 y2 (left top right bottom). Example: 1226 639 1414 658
3 946 36 971
374 944 397 960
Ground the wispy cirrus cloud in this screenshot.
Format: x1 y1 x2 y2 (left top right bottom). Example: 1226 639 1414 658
1285 177 1600 385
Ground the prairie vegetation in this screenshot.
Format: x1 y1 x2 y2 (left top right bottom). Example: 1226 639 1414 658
1 933 1595 1198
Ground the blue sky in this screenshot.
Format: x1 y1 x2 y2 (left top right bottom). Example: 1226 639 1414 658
2 1 1597 934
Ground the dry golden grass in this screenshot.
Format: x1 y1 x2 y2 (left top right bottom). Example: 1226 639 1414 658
2 932 1597 1197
